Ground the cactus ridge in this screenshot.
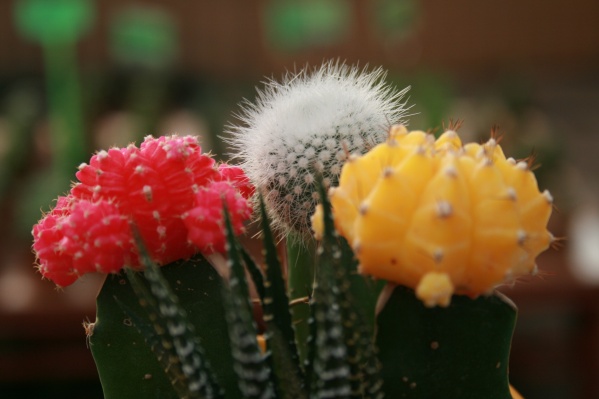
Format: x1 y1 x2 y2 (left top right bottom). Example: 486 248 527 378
222 206 276 399
310 268 352 399
258 197 303 369
310 238 352 398
241 247 266 302
336 246 384 399
114 286 201 399
337 235 384 399
128 230 223 399
257 196 307 398
311 180 384 399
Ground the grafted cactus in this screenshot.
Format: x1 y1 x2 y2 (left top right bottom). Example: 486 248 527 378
32 63 553 399
321 125 553 306
88 189 385 399
85 165 538 398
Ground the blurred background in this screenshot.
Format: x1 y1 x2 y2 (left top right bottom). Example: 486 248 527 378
0 0 598 397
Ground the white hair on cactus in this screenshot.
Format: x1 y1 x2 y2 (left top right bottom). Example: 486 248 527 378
227 61 411 238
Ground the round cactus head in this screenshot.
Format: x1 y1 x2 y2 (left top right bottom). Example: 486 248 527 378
315 125 554 306
32 135 254 287
228 61 411 239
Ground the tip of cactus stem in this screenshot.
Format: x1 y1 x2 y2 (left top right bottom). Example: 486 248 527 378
416 272 454 308
352 240 362 255
443 165 458 178
444 130 459 139
506 187 517 201
227 61 411 239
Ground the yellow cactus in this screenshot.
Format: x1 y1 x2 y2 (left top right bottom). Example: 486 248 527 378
318 125 553 306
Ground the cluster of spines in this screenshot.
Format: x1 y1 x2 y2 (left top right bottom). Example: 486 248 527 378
229 61 411 238
259 130 381 238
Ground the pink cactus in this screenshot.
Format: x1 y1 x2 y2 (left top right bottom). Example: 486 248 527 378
32 135 254 287
184 181 253 254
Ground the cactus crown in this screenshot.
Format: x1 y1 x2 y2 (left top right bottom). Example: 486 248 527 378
32 135 253 287
324 125 554 305
228 61 411 239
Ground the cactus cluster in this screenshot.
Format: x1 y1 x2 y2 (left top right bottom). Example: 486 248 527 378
32 135 253 287
229 62 411 238
31 61 555 399
321 125 553 306
89 182 523 399
90 192 385 399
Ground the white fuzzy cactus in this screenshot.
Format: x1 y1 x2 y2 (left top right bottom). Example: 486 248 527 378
228 61 411 238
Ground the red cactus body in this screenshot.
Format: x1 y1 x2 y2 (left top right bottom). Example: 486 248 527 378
33 135 254 287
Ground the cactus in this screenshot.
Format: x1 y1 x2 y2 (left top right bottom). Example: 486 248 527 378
377 285 517 398
83 167 533 398
32 63 555 399
322 125 553 306
227 62 411 360
89 254 237 399
227 61 411 239
32 134 253 287
87 188 385 399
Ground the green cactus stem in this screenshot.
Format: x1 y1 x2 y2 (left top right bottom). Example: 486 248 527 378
376 285 517 398
308 178 384 399
89 255 241 399
87 179 521 399
285 234 315 366
257 197 306 398
222 206 275 399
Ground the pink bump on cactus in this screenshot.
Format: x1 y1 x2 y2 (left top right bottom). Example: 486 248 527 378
32 135 254 287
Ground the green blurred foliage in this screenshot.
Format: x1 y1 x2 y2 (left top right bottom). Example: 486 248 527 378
15 0 94 44
264 0 350 51
389 72 454 131
110 7 178 70
12 0 93 238
372 0 419 41
0 85 40 200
